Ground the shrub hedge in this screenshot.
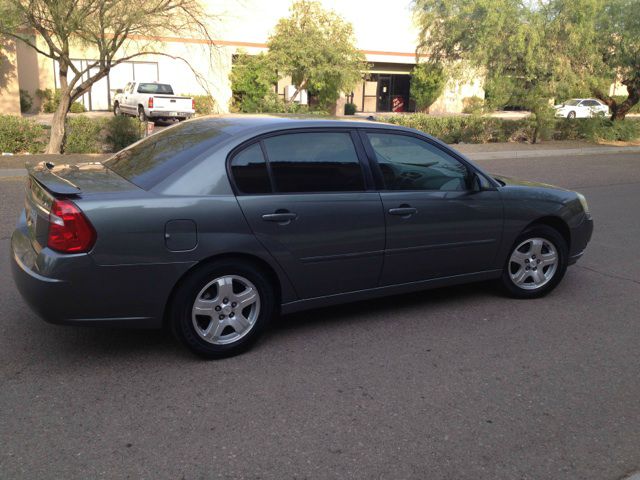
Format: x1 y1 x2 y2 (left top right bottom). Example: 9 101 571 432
191 95 216 115
2 113 638 155
35 89 86 113
0 115 47 154
382 114 640 144
0 115 142 154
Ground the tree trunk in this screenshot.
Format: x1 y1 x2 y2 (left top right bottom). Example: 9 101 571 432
287 79 307 105
609 81 639 121
46 92 72 153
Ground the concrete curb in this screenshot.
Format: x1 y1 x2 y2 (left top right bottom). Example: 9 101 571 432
0 169 29 178
1 146 639 178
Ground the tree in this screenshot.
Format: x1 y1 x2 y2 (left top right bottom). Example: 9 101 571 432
410 62 445 111
0 0 215 153
267 0 366 107
547 0 640 120
230 52 277 112
413 0 640 121
414 0 553 108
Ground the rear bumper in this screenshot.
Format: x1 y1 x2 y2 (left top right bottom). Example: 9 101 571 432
11 224 189 329
147 109 194 119
568 214 593 265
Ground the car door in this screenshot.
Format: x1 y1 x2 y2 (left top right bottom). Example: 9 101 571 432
121 82 135 113
231 130 385 299
577 100 592 118
361 130 504 286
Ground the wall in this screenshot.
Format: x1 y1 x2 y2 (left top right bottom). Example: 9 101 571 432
0 37 21 115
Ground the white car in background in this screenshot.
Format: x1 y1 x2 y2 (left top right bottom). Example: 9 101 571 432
554 98 610 119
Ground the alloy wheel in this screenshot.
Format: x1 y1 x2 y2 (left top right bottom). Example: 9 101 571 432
191 275 261 345
508 237 559 290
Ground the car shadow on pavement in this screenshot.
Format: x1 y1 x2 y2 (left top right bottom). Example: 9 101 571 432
272 280 500 334
40 325 194 363
12 281 500 363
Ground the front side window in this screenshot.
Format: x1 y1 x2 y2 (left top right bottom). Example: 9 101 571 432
366 132 470 191
230 143 271 194
262 132 365 193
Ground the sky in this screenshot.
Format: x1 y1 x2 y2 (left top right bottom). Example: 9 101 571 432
213 0 419 53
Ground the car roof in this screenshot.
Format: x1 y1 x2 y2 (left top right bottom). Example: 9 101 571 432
182 114 409 137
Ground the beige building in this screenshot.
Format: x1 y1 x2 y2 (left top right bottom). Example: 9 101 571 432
2 0 484 115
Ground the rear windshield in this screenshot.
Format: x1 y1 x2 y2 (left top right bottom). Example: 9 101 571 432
137 83 174 94
564 99 580 106
103 122 230 189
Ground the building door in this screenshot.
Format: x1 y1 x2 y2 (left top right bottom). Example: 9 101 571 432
377 75 391 112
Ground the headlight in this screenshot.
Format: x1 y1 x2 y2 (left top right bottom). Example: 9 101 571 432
577 193 590 214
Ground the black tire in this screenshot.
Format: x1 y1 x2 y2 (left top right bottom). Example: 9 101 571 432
567 111 576 119
500 224 568 299
170 259 276 358
113 102 121 116
138 106 147 122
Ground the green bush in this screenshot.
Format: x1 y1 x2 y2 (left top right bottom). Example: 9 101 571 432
382 114 532 143
20 90 33 113
36 89 86 113
462 96 484 114
104 116 142 152
344 103 357 115
66 116 142 153
529 102 556 143
65 117 105 153
69 102 86 113
410 62 446 112
230 52 278 113
191 95 216 115
0 115 47 154
381 113 640 144
554 118 640 142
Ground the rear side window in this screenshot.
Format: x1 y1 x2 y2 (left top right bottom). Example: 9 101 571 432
262 132 365 193
137 83 174 94
366 132 469 191
230 143 271 194
104 121 229 189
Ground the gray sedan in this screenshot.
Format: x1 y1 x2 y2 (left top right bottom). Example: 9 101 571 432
11 116 593 358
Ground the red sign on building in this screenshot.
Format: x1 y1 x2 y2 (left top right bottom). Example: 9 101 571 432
392 95 405 112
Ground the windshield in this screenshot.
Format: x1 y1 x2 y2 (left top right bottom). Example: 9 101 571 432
137 83 174 94
103 122 230 189
564 99 581 106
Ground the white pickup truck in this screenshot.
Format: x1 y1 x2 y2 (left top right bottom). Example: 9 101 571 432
113 82 195 122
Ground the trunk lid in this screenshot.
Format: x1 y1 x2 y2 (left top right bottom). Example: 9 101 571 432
24 161 139 251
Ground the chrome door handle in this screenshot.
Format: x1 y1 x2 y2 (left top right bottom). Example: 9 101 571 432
261 212 297 223
388 207 417 216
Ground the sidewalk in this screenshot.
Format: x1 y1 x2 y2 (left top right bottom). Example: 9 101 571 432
453 140 640 160
1 142 639 177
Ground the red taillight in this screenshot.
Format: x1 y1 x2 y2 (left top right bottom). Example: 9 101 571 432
47 199 96 253
148 97 154 108
191 98 195 110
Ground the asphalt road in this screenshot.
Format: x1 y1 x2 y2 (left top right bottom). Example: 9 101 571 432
1 152 639 480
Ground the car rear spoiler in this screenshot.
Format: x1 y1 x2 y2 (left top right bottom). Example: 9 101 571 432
26 161 82 195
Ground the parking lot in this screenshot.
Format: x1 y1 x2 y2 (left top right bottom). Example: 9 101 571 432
1 151 639 479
